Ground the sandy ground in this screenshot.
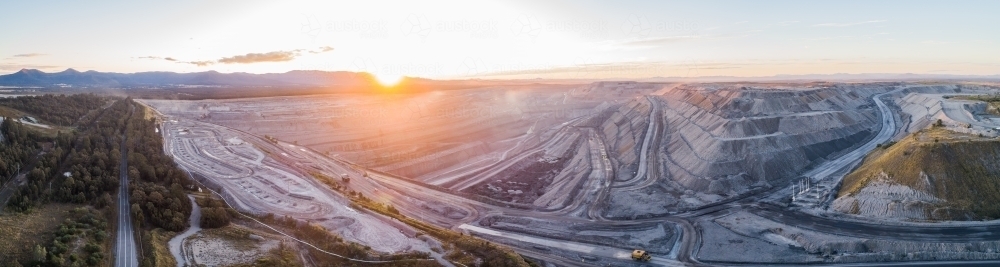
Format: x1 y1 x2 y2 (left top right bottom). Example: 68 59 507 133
184 227 285 266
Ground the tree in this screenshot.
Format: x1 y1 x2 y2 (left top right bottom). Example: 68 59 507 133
96 193 113 208
200 207 231 228
33 245 47 262
131 203 144 226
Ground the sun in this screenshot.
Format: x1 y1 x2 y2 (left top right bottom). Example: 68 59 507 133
373 73 404 87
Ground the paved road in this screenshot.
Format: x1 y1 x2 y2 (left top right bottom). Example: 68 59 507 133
802 90 898 182
459 224 685 266
755 204 1000 242
613 96 659 189
115 120 138 267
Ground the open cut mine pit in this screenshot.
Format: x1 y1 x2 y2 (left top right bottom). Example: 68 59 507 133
145 83 903 218
141 81 1000 266
160 119 435 254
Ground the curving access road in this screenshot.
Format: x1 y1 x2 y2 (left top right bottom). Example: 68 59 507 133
800 90 898 182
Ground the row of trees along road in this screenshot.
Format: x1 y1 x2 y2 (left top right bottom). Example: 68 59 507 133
3 95 194 267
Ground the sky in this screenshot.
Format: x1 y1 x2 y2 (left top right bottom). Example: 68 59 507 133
2 0 999 80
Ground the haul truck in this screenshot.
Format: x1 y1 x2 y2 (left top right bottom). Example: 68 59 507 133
631 250 651 261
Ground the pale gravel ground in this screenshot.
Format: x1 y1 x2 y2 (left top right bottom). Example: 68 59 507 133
160 118 434 254
168 195 202 267
186 230 283 266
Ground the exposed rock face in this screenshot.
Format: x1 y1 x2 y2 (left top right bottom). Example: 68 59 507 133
831 172 942 221
603 84 889 217
896 92 948 133
658 86 882 191
597 98 653 181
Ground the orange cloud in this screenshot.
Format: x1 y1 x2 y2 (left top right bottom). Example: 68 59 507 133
11 53 47 58
149 46 334 67
218 51 298 64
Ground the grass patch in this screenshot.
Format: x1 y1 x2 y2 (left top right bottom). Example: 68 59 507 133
13 206 110 267
142 228 178 267
219 241 302 267
203 226 262 251
0 105 28 119
0 203 78 265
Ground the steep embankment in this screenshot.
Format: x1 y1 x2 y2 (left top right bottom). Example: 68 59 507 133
833 128 1000 221
601 84 890 217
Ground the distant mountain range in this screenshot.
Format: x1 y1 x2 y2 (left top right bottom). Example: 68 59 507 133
0 68 386 88
2 68 998 88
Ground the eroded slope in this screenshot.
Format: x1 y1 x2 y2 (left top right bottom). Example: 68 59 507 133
604 84 890 217
832 128 1000 221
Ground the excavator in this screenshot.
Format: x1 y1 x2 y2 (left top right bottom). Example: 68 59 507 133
631 250 651 261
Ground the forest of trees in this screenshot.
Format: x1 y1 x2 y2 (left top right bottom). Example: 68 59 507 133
0 94 110 126
5 96 194 228
6 96 128 212
123 99 193 234
3 95 196 267
0 118 43 187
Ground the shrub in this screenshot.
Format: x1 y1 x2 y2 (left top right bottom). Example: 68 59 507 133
200 207 231 228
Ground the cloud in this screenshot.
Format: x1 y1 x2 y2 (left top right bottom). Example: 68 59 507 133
186 61 214 67
812 20 886 27
218 51 298 64
621 36 703 47
311 46 334 54
617 32 755 49
213 46 333 64
11 53 47 58
145 46 334 67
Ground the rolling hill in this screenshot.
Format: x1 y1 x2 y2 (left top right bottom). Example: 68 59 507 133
833 128 1000 221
